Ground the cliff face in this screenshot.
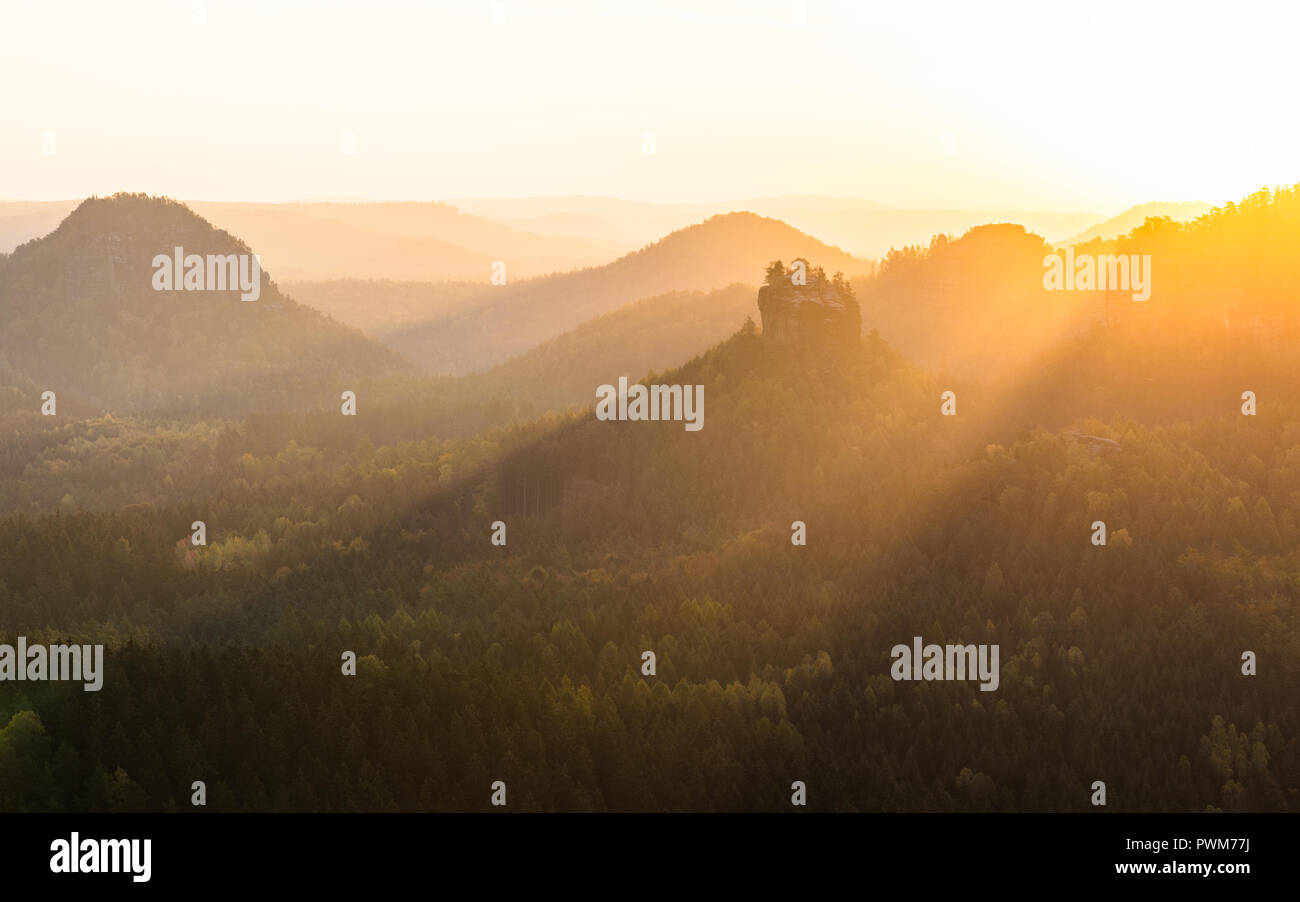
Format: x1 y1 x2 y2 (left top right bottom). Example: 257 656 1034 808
757 259 861 348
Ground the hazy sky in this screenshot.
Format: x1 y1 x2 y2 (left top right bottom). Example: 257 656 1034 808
3 0 1297 211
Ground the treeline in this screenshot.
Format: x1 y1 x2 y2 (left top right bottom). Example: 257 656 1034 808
858 184 1300 382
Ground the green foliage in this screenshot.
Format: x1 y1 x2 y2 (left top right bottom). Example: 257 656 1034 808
0 319 1294 810
1 188 1298 811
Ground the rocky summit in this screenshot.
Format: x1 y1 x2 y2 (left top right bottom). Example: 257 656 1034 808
756 258 861 349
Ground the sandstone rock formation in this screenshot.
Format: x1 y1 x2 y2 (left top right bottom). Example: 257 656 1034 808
756 258 861 348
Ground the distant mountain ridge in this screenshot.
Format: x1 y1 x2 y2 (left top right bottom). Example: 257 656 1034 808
385 211 874 375
1057 200 1213 246
3 195 1109 276
187 201 624 281
450 194 1104 259
0 199 624 280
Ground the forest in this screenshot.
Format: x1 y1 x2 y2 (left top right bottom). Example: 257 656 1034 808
0 188 1296 811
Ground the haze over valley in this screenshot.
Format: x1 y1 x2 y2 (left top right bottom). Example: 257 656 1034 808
1 0 1295 823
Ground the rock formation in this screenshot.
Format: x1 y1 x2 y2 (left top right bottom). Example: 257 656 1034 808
756 258 861 348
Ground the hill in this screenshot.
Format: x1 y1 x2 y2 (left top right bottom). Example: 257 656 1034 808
187 201 621 282
3 309 1294 810
1056 200 1214 246
855 223 1093 379
3 196 1104 267
856 187 1300 384
0 200 624 282
387 212 873 375
0 187 1297 813
466 283 757 411
0 194 403 418
749 204 1099 260
451 194 1102 259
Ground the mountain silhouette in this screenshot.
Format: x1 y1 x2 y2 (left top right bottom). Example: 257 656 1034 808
0 194 403 417
1057 200 1213 246
388 211 872 375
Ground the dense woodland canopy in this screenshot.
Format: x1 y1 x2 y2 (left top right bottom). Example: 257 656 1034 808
0 189 1296 811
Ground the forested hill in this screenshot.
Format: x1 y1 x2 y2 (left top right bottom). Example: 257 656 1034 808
858 185 1300 384
1057 200 1213 246
386 212 872 375
463 284 757 413
0 194 404 418
0 300 1294 810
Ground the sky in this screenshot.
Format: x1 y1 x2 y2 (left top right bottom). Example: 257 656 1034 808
3 0 1298 211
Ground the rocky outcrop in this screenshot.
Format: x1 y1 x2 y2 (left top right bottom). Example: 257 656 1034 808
757 258 861 348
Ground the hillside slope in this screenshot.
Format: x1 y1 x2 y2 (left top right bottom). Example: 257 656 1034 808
388 212 872 375
0 194 403 417
0 201 80 254
1 188 1296 812
857 187 1300 383
280 279 489 340
466 283 757 411
4 311 1294 810
1057 200 1213 246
